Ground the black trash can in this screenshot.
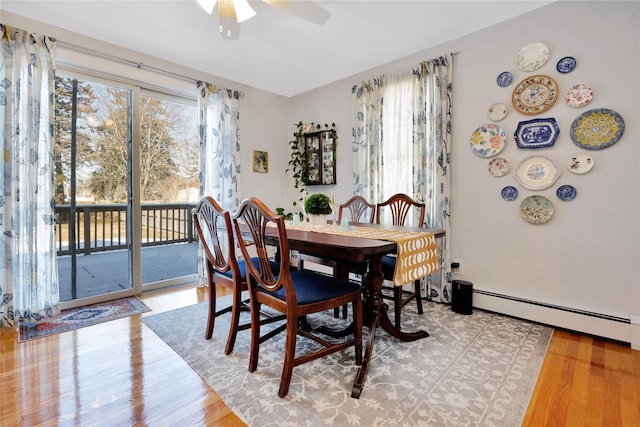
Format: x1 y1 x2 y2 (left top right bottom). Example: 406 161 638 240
451 280 473 315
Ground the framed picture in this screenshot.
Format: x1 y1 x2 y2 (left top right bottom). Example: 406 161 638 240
253 150 268 173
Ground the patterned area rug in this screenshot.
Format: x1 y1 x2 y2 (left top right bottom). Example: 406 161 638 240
143 297 552 427
19 297 150 341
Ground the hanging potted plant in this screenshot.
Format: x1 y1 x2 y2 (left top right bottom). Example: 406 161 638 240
304 193 332 226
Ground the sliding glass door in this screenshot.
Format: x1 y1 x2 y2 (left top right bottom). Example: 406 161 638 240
54 71 199 307
55 73 135 305
139 92 199 290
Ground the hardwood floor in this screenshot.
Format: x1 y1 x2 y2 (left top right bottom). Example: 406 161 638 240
1 284 638 426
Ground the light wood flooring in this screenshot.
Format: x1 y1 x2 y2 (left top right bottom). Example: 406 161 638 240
1 284 639 426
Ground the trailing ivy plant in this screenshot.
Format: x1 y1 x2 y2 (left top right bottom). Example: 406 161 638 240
281 121 338 218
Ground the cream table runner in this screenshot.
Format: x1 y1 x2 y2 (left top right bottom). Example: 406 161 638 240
287 223 440 286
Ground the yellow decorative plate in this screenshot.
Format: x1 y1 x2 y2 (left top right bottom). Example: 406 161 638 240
570 108 625 150
512 75 558 115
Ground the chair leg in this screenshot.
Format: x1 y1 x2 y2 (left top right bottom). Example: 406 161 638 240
248 296 261 373
333 307 340 318
414 279 424 315
278 315 298 398
205 280 217 340
224 287 243 355
393 287 402 330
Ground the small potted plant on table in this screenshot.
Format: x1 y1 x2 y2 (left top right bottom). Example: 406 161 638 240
304 193 332 226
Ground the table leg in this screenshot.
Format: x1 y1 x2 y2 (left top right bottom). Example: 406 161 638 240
351 256 429 398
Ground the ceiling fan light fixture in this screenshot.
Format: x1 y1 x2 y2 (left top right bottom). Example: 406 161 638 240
231 0 256 22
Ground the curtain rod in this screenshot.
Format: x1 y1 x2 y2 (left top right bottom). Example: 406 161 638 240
57 40 197 84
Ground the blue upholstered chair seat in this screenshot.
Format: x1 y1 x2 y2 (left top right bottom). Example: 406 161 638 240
381 255 397 277
261 269 360 305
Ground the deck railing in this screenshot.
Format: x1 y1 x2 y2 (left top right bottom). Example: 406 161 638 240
55 203 197 256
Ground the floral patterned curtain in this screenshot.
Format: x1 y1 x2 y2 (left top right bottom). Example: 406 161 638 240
413 55 453 303
0 24 60 327
351 77 384 202
351 54 453 304
195 81 242 286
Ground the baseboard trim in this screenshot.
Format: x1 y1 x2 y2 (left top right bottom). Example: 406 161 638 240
472 290 637 349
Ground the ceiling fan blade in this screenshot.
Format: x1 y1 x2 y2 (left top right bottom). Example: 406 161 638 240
262 0 331 25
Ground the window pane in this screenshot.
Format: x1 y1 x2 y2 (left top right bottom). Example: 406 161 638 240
139 94 199 285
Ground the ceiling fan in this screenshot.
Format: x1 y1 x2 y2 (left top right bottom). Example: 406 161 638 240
196 0 331 40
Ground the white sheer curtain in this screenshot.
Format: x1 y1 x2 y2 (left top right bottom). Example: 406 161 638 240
195 81 242 286
0 24 60 327
351 54 453 303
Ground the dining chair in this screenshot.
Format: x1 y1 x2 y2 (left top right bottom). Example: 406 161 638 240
193 196 283 355
298 195 375 318
233 197 363 398
376 193 427 330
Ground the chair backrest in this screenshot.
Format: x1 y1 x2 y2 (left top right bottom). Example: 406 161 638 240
376 193 426 227
232 197 294 295
193 196 239 278
338 195 375 223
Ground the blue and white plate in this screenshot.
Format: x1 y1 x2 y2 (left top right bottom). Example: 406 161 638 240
556 185 577 201
501 186 518 201
514 118 560 149
556 56 577 73
497 71 513 87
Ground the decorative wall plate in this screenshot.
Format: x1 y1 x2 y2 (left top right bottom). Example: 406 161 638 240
488 103 508 121
520 195 554 224
565 84 593 108
516 42 550 72
567 153 594 174
514 155 561 190
556 56 577 73
556 185 577 202
488 158 510 177
512 75 558 115
497 71 513 87
470 124 507 158
570 108 625 150
514 118 560 149
501 186 518 201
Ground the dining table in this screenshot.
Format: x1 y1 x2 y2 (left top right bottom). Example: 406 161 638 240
270 221 445 398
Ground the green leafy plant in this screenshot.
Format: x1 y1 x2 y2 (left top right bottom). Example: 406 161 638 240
285 121 308 210
305 193 333 215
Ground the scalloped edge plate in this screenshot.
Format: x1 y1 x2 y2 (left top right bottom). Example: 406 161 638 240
515 155 561 190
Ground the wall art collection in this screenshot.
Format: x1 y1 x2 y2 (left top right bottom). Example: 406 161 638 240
469 41 625 224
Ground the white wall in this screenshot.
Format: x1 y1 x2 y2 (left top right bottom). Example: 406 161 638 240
290 1 640 346
4 2 639 346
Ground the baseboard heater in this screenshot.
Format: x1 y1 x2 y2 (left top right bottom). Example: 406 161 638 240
473 289 630 324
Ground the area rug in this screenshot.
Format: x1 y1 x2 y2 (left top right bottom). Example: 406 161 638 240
19 297 150 341
143 298 552 427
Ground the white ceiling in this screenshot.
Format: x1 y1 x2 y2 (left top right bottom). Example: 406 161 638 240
1 1 553 97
